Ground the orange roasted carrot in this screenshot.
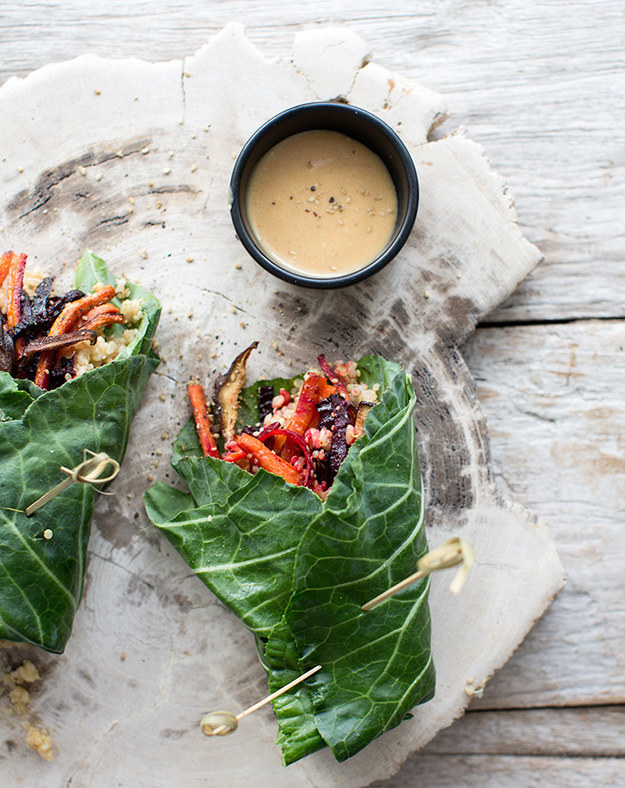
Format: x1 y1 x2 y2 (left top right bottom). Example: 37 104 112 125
318 379 338 399
48 284 117 337
236 432 301 485
188 383 221 458
80 304 125 332
34 284 117 388
0 251 15 288
273 373 323 454
5 252 27 329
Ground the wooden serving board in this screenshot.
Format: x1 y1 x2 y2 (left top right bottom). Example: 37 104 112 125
0 25 564 786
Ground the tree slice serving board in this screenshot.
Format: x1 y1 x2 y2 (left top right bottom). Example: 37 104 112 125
0 24 564 787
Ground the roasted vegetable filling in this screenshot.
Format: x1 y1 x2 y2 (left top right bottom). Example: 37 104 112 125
0 251 141 390
189 344 379 497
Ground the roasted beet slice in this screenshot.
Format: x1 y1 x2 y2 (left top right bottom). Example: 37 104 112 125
0 318 15 372
258 384 274 423
316 394 345 431
48 356 76 390
316 394 354 481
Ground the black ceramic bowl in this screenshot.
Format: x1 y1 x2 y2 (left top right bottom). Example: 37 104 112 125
229 102 419 288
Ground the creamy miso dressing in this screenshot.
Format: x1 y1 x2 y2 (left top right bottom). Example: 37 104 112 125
246 130 398 277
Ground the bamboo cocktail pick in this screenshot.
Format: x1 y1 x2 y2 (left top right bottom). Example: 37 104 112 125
362 537 474 611
200 538 473 738
25 449 120 516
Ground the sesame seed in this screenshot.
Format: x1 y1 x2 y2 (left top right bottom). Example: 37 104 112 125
43 529 53 540
424 289 431 299
230 305 237 314
95 172 103 182
190 163 198 172
167 150 174 159
116 150 123 157
141 146 150 155
139 249 148 259
94 89 101 95
129 196 135 205
163 167 171 175
79 166 87 176
240 321 246 329
234 262 242 270
186 256 194 263
17 165 24 173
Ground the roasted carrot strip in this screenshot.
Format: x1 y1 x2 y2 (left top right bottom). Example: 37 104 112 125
273 373 322 454
34 284 117 388
0 252 15 288
80 304 125 332
6 252 27 329
222 446 247 463
236 432 301 485
48 284 117 337
318 379 338 399
188 383 221 458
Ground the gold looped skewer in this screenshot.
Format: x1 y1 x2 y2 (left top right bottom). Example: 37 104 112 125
201 664 323 737
361 537 474 612
25 449 120 517
200 538 474 739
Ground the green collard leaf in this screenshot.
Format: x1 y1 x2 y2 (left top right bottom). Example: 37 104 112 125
145 464 321 637
144 356 433 763
283 372 434 761
0 256 161 653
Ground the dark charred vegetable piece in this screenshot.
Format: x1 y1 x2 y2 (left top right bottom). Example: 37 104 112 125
34 284 117 389
9 277 55 343
214 341 258 442
0 318 15 372
46 289 85 323
187 383 221 459
235 432 302 485
317 353 348 398
21 329 97 359
48 355 76 389
258 384 274 423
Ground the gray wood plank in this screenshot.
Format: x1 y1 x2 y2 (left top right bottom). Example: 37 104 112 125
1 1 623 322
463 319 625 709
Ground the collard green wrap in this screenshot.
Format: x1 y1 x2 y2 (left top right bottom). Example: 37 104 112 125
144 355 434 764
0 251 161 654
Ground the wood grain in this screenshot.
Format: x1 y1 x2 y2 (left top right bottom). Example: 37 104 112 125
1 1 623 324
0 2 623 786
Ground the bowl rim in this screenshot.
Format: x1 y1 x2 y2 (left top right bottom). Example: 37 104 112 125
229 101 419 289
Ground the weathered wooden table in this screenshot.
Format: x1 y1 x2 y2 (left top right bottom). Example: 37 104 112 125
1 2 623 786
